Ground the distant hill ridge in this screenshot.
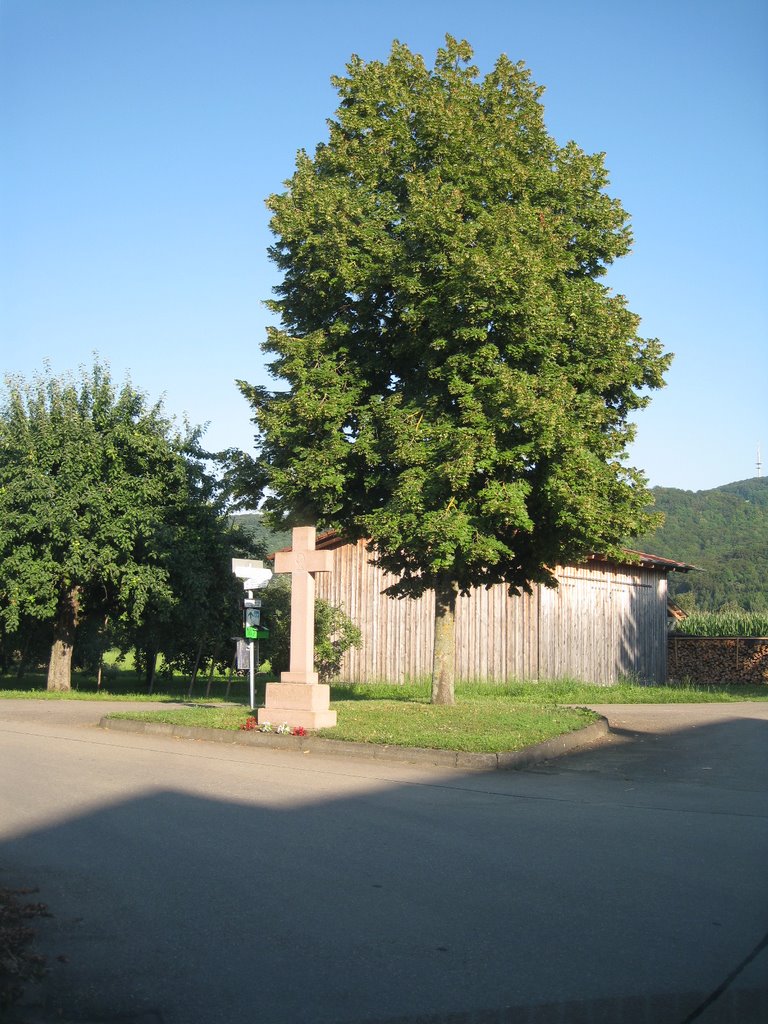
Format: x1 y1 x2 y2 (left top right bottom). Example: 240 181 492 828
634 477 768 612
229 513 292 560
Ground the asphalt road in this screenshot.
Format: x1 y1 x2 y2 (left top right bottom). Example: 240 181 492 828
1 698 767 1024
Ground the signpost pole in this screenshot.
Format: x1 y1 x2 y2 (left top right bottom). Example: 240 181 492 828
249 639 255 711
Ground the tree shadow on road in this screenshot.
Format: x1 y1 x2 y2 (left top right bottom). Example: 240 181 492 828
3 715 768 1024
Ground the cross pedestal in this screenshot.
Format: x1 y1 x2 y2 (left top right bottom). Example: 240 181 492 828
258 526 337 730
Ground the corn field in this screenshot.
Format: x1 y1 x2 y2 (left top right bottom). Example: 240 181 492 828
674 611 768 637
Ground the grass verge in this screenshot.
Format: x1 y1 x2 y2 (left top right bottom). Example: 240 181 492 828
102 677 766 753
323 698 596 752
7 674 763 703
106 697 599 754
433 678 768 704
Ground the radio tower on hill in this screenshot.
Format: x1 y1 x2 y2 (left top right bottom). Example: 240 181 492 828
758 444 763 479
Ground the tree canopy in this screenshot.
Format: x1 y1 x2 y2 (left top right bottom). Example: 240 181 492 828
238 37 670 701
0 362 235 690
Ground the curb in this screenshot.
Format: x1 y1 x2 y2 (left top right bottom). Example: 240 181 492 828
98 714 611 771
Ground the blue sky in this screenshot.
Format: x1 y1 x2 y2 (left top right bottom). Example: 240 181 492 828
1 0 766 493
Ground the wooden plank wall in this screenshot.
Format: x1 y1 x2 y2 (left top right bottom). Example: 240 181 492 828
316 539 435 682
539 566 667 684
455 583 539 681
315 540 668 685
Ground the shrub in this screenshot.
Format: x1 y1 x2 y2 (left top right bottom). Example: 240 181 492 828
258 576 361 681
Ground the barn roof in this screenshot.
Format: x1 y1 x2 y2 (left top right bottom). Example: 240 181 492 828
586 549 697 573
281 532 697 573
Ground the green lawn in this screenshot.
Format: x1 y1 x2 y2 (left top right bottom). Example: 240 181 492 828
106 697 599 754
323 697 596 752
437 678 768 704
0 664 255 703
4 666 764 706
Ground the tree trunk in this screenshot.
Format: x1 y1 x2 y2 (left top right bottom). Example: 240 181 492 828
431 576 457 705
96 615 109 691
47 588 80 691
225 649 236 699
15 634 31 681
204 645 220 699
146 649 158 695
186 639 204 699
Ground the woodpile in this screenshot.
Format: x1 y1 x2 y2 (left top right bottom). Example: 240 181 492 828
668 636 768 684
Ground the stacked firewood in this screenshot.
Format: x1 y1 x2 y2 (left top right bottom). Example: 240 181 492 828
668 636 768 684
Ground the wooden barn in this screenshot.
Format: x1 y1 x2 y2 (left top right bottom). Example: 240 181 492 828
311 534 692 685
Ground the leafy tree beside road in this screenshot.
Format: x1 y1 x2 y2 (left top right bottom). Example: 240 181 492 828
0 362 233 691
237 37 670 703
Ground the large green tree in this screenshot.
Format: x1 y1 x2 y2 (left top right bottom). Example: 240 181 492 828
128 462 246 693
238 37 670 703
0 362 222 690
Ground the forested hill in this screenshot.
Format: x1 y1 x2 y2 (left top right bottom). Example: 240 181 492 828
229 514 292 560
632 477 768 611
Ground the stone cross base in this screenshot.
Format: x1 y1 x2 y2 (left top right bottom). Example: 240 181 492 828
258 682 338 730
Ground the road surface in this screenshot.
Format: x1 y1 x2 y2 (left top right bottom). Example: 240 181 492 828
1 699 767 1023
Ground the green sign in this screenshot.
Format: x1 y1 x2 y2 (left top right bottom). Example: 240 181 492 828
245 626 270 640
244 606 267 640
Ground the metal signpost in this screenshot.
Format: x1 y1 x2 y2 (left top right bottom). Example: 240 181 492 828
231 559 272 710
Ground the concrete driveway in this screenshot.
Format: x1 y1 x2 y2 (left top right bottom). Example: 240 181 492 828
1 698 766 1024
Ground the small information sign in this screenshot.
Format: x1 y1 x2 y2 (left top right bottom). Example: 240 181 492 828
235 639 250 672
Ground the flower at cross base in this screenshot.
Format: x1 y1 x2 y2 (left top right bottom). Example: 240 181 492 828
292 726 307 737
260 721 273 732
276 722 291 734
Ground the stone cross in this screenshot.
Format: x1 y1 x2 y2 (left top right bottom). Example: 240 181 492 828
258 526 337 730
273 526 333 684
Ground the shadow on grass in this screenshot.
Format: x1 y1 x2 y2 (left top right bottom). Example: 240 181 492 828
4 669 766 707
329 682 431 703
0 669 274 704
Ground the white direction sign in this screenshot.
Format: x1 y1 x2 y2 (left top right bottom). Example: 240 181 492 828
231 559 273 590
